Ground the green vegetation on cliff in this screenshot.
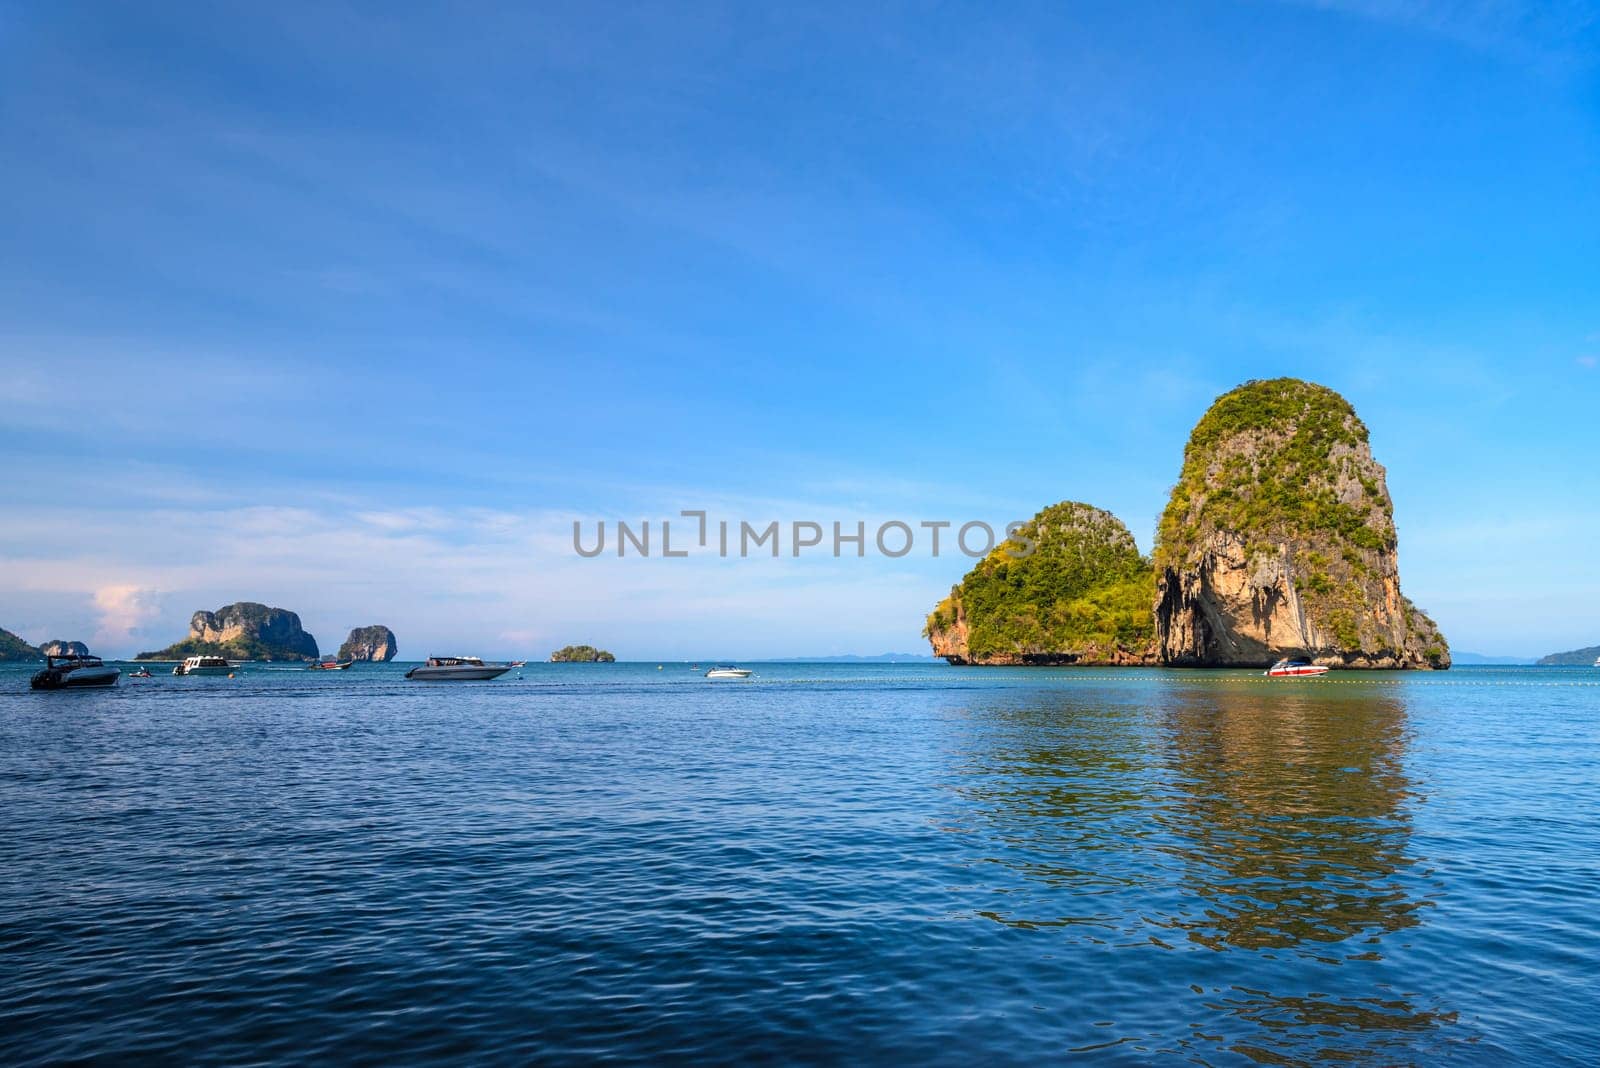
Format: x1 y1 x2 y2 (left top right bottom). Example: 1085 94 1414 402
550 644 616 662
136 636 308 662
926 502 1156 662
1157 377 1393 561
0 627 42 662
1154 377 1446 667
137 602 320 661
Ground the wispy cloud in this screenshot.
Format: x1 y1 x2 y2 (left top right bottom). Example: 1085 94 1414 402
0 486 977 659
1282 0 1598 71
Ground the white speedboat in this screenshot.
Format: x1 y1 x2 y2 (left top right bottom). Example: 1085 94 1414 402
1265 657 1329 678
30 654 120 690
705 665 753 679
405 656 512 681
174 655 235 676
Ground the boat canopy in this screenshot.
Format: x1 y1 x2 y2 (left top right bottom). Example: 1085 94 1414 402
46 655 103 668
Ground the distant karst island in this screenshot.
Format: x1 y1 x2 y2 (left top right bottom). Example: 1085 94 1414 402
338 625 398 662
1 631 94 661
132 604 401 663
927 378 1450 670
550 645 616 662
138 602 321 662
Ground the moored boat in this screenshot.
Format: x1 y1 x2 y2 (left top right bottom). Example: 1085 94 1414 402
306 658 353 671
174 655 235 676
705 665 753 679
405 656 512 681
1265 657 1329 678
30 654 120 690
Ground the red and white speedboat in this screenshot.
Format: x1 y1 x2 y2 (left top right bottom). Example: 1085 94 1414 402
1265 658 1329 678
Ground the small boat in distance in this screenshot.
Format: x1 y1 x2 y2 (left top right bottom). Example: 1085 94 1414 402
174 655 234 676
30 654 120 690
129 667 153 678
405 656 512 681
306 658 353 671
1265 657 1329 678
705 666 753 679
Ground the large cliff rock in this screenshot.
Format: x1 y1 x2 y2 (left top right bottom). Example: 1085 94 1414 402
338 625 398 662
0 627 42 662
926 501 1159 665
1154 378 1448 669
40 640 90 657
137 602 320 661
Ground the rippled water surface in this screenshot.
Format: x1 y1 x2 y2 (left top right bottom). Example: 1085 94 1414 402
3 662 1598 1064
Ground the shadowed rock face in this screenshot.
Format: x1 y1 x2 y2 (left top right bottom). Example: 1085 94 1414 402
1153 379 1448 669
137 602 319 661
40 640 90 657
338 625 398 662
926 501 1160 666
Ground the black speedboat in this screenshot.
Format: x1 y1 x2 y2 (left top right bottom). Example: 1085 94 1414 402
30 654 121 690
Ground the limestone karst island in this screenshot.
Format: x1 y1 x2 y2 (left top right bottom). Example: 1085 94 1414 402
134 603 398 664
927 378 1450 669
550 645 616 663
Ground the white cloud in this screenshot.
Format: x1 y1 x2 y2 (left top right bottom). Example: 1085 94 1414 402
0 491 968 660
91 585 162 649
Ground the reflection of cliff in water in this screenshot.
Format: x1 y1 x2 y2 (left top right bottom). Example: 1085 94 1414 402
945 682 1457 1059
1153 686 1426 953
946 687 1429 949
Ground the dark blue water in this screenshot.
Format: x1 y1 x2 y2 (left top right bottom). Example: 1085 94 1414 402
3 662 1598 1064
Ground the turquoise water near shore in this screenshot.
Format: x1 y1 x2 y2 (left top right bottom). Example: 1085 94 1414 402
3 662 1598 1063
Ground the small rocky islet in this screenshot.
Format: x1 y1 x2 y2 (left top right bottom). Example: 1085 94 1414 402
338 625 398 662
927 377 1452 669
550 645 616 662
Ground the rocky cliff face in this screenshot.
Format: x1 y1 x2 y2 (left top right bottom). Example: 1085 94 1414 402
338 625 398 662
926 501 1160 666
1154 378 1448 669
0 627 42 662
138 602 319 661
40 640 90 657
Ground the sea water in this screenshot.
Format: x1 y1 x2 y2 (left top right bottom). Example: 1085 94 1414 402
2 662 1597 1063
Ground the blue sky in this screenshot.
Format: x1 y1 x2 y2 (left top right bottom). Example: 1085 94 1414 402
1 1 1597 659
